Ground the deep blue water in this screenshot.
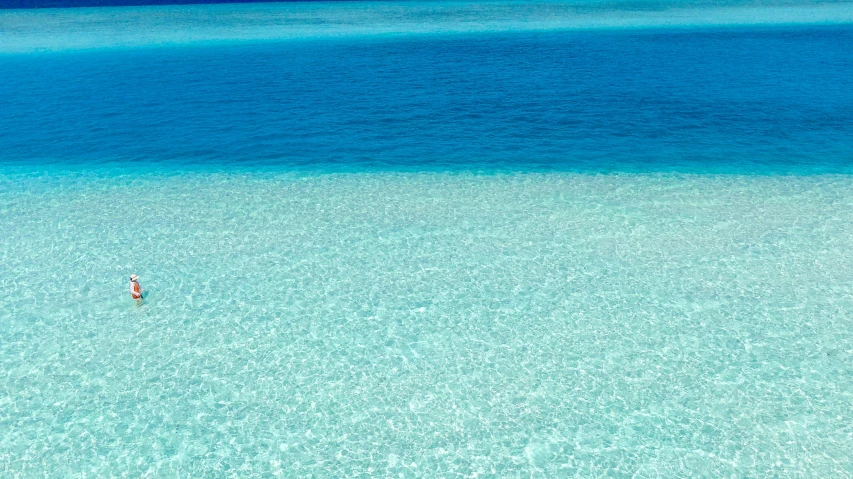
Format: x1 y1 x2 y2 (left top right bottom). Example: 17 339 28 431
1 25 852 172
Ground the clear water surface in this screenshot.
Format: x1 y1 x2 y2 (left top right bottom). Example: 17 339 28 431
2 1 853 477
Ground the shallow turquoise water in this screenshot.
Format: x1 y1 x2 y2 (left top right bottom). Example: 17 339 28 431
3 169 853 476
3 0 853 476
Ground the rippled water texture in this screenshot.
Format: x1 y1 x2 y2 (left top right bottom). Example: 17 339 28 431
2 170 853 477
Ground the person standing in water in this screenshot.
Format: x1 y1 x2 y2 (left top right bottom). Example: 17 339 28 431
130 274 143 304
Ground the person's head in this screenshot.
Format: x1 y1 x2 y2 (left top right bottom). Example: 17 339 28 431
130 274 139 282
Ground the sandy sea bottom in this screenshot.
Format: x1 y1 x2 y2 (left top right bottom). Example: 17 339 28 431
1 170 852 477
